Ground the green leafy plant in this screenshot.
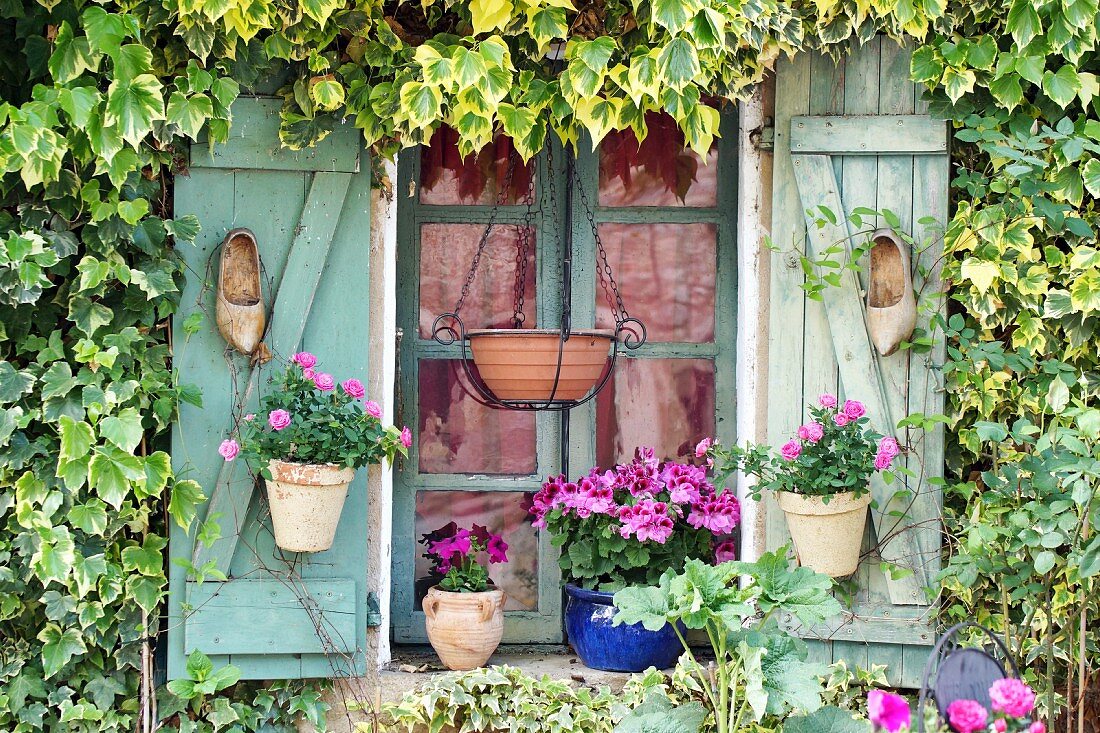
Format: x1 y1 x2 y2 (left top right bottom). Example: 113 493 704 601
612 549 843 733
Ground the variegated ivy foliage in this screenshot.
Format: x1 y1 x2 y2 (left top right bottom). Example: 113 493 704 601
0 0 1096 729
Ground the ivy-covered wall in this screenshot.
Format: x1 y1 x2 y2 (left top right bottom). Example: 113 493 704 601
0 0 1097 729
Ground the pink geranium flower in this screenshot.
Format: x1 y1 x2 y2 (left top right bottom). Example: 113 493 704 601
989 678 1036 718
618 500 675 544
867 689 911 733
687 490 740 534
946 699 988 733
364 400 382 418
218 439 240 461
400 426 412 448
819 393 838 408
780 439 802 461
268 409 291 431
714 539 738 563
341 378 365 399
843 399 866 419
694 437 712 458
314 372 335 391
292 352 317 369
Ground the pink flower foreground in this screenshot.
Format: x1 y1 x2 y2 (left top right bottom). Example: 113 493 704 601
989 678 1036 718
946 699 988 733
867 690 910 733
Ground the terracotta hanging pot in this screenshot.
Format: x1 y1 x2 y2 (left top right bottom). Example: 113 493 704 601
866 228 916 357
265 459 354 553
776 490 872 578
467 329 615 402
423 586 506 670
216 228 265 356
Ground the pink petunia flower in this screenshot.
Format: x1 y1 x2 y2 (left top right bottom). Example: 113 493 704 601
341 378 365 399
819 393 838 408
400 426 412 448
218 439 240 461
780 440 802 461
292 352 317 369
879 436 900 458
268 409 291 431
364 400 383 418
874 453 893 470
867 689 911 733
694 437 712 458
487 534 509 564
843 399 866 420
798 422 825 443
314 372 335 391
834 412 851 427
989 678 1036 718
946 700 988 733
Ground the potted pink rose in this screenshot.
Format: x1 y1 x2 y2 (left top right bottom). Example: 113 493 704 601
220 353 411 552
701 394 898 577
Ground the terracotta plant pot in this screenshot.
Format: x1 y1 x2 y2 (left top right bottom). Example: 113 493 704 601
467 329 615 402
777 490 872 578
265 459 355 553
215 228 265 356
423 586 506 670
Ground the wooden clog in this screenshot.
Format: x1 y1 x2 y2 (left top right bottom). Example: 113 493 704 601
866 228 916 357
215 228 265 355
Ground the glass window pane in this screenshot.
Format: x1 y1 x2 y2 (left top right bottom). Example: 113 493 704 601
596 358 715 468
420 126 534 205
419 223 537 338
595 223 716 343
414 490 538 611
598 112 718 207
418 360 537 475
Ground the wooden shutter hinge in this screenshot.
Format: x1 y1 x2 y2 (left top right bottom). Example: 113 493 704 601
366 592 382 627
752 121 775 151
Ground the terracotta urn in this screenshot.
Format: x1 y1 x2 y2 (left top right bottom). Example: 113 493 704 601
265 459 355 553
777 490 872 578
423 586 506 670
467 329 615 402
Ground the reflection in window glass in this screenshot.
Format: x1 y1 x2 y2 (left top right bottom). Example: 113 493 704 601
418 360 537 475
596 359 716 468
420 126 534 205
595 223 717 343
414 490 538 611
599 112 718 207
419 224 537 338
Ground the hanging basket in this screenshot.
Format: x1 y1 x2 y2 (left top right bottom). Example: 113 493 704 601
467 329 615 402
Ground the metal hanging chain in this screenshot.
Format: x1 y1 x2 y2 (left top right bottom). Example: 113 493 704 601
452 151 519 318
571 162 629 324
511 156 537 328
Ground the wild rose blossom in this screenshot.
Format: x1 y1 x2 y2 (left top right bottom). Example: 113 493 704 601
400 426 413 448
695 437 712 458
780 439 802 461
314 372 335 391
989 678 1036 718
843 399 866 420
292 352 317 368
714 539 738 563
219 439 240 461
268 409 291 431
797 422 825 443
341 378 365 399
946 700 988 733
867 690 911 733
364 400 383 418
819 393 838 408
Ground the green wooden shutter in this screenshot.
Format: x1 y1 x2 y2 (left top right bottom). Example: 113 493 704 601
167 97 375 680
768 39 949 688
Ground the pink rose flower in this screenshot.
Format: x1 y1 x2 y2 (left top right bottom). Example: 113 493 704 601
400 426 412 448
314 372 335 391
694 437 712 458
819 393 838 408
268 409 291 431
780 439 802 461
834 413 851 427
1030 722 1046 733
798 422 825 443
341 378 365 399
218 439 240 461
868 690 911 733
302 367 316 380
989 678 1036 718
364 400 383 418
874 453 893 470
243 413 255 422
946 699 988 733
879 436 900 457
843 399 866 420
292 352 317 369
993 720 1007 733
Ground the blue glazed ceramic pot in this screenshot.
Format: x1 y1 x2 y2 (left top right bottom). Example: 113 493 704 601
563 583 683 672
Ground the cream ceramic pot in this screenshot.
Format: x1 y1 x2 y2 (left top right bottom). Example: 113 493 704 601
776 490 872 578
265 459 355 553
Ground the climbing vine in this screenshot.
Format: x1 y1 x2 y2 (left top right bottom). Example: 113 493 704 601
0 0 1097 729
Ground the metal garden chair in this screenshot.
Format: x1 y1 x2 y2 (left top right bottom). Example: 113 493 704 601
917 622 1023 732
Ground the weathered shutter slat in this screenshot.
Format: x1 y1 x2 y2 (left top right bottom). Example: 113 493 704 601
790 115 948 155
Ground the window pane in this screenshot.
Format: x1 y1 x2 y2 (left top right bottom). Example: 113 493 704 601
418 360 537 475
596 359 715 468
419 223 537 338
414 490 538 611
595 223 716 343
420 126 534 205
598 112 718 207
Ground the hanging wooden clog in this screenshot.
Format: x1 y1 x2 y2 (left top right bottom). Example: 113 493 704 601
866 228 916 357
215 228 266 356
